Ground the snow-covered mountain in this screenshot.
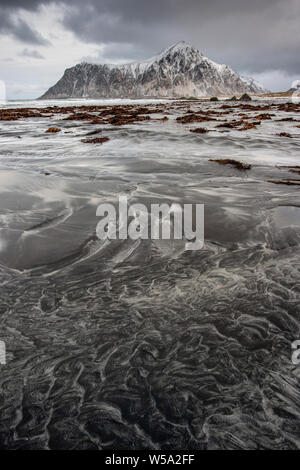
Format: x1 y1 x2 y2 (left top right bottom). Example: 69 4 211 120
40 41 266 99
288 82 300 92
240 75 266 93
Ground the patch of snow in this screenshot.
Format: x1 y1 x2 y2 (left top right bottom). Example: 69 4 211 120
240 75 266 92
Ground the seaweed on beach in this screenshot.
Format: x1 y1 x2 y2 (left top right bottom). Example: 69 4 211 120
81 136 110 144
45 127 61 133
239 122 260 131
209 159 251 170
216 119 244 129
190 127 209 134
84 129 102 136
267 179 300 186
176 113 216 124
277 132 292 138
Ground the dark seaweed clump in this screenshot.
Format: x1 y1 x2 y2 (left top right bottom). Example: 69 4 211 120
209 158 251 170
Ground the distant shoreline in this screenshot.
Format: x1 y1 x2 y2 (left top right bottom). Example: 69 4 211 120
4 91 294 103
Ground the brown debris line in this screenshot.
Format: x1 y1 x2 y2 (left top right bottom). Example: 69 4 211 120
276 117 296 122
289 169 300 175
239 121 261 131
220 104 235 110
238 104 275 112
1 99 300 120
190 127 209 134
255 113 275 120
84 129 102 136
261 92 293 98
0 103 158 124
209 158 251 170
194 100 300 115
107 114 150 126
194 109 229 116
0 108 45 121
277 102 300 113
60 105 154 126
63 112 104 125
63 112 97 121
216 119 244 129
1 101 300 132
176 113 217 124
267 179 300 186
277 132 292 138
276 165 300 176
81 136 110 144
93 105 154 125
276 165 300 169
233 102 300 114
45 127 61 133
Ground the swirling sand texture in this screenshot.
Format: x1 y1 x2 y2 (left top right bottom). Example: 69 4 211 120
0 98 300 449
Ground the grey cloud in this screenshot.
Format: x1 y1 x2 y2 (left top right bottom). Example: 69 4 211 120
11 17 50 45
0 1 41 8
0 0 299 82
80 42 155 64
60 0 300 77
19 47 44 58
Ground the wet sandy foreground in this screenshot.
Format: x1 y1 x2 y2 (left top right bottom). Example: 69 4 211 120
0 98 300 449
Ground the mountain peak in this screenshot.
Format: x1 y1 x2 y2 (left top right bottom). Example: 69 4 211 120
168 40 190 50
161 40 200 56
40 41 266 99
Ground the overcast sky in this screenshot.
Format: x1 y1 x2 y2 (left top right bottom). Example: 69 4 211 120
0 0 299 99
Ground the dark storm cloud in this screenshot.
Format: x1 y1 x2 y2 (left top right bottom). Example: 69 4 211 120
0 1 50 45
11 17 49 45
60 0 300 76
0 0 299 76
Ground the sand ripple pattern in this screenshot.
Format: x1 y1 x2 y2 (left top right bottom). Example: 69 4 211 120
0 98 300 449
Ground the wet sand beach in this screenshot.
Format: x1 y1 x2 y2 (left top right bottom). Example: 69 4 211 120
0 97 300 449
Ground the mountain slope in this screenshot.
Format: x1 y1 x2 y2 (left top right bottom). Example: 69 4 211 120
40 41 266 99
288 82 300 92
